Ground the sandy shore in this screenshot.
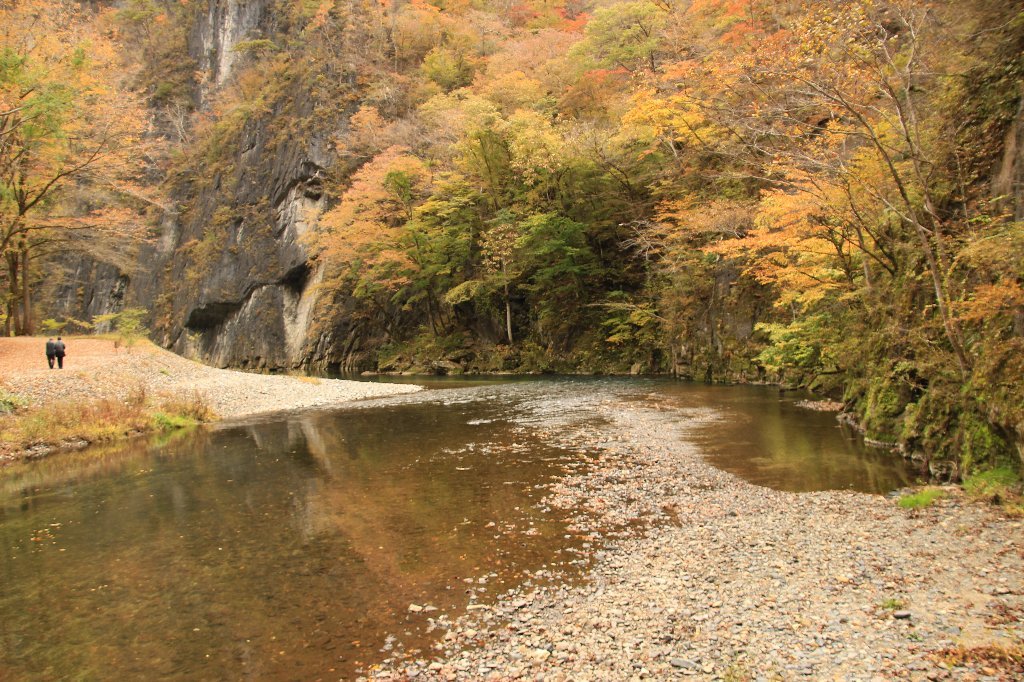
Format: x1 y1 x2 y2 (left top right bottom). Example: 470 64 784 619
367 390 1024 681
0 336 420 426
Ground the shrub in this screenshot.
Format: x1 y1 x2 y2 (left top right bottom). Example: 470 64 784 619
0 389 26 414
963 466 1022 503
91 308 150 349
114 308 149 349
150 411 195 430
158 390 215 422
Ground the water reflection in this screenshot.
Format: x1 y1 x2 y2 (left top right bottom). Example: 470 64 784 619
651 382 920 493
0 379 918 679
0 397 574 680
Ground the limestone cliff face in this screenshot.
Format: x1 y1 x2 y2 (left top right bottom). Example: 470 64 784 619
148 84 333 370
149 126 330 370
47 253 130 328
116 0 354 368
53 0 353 371
193 0 269 90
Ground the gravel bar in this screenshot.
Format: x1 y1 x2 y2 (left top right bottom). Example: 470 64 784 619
0 337 421 421
367 392 1024 681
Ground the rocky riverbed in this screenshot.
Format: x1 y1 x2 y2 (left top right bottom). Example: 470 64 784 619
366 392 1024 681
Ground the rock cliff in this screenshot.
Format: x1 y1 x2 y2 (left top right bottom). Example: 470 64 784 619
51 0 356 370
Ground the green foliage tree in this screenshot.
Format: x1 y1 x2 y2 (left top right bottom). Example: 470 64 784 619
112 308 149 350
422 46 475 90
568 1 667 73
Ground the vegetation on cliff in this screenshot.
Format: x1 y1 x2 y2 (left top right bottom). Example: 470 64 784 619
305 0 1022 477
2 0 1022 476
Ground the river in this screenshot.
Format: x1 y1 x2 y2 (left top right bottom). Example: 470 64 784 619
0 378 916 679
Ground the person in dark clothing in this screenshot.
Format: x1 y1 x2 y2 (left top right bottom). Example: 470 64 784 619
45 338 56 369
54 337 66 369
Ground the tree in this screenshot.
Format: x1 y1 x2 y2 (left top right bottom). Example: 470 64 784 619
515 212 601 348
313 146 432 335
720 1 974 375
478 210 520 344
1 0 155 336
402 174 481 336
568 1 668 74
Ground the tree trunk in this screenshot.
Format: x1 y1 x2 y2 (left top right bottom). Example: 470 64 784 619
502 260 513 344
6 251 20 336
504 288 513 344
21 245 31 336
913 223 969 378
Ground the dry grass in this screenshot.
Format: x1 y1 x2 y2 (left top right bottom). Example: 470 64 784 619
935 644 1024 675
155 389 216 422
0 386 213 461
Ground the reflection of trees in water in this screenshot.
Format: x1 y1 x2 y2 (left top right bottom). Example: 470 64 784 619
280 406 570 592
645 381 916 493
0 394 574 679
0 379 913 679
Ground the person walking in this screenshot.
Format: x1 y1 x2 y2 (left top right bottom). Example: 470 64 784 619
45 338 56 369
54 336 66 369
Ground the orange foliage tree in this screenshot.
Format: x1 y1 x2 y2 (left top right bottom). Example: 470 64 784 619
311 146 433 336
0 0 157 335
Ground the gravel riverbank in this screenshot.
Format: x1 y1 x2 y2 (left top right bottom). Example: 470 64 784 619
368 392 1024 681
0 337 421 458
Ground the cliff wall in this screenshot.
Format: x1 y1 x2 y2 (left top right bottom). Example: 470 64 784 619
50 0 359 370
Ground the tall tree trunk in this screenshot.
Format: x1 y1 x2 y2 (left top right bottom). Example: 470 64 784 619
502 260 513 344
6 251 20 336
21 245 31 336
424 291 439 336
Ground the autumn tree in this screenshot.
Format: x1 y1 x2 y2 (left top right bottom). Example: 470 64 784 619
312 146 432 336
568 1 668 74
0 0 156 335
730 2 973 375
631 0 1023 466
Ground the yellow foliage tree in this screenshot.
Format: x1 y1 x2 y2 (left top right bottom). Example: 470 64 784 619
1 0 157 335
313 146 432 312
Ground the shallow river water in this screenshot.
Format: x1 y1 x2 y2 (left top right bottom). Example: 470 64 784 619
0 379 916 679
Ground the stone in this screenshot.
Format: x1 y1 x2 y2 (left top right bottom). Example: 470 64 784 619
356 384 1024 682
669 658 698 670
